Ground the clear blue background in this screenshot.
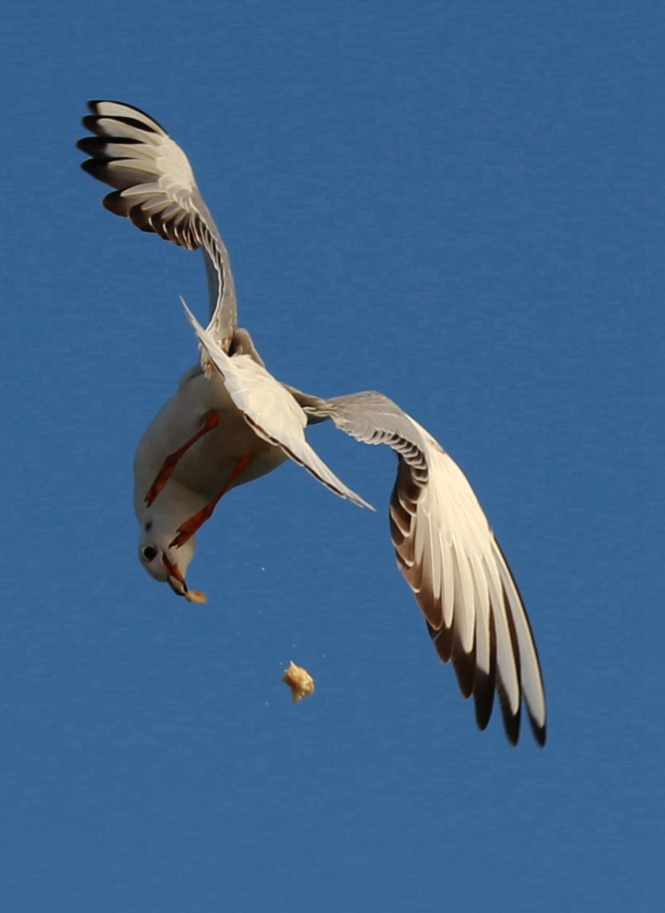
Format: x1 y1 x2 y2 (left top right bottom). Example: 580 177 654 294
0 2 662 910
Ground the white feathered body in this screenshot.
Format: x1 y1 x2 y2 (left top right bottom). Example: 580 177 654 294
133 365 288 523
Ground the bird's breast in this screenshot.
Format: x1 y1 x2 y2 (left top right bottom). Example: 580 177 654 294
134 368 288 505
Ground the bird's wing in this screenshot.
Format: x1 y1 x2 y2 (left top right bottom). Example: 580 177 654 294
307 392 546 746
182 303 373 511
77 100 237 350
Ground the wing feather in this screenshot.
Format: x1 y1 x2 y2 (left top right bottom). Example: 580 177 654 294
182 303 373 511
78 100 237 349
470 558 494 729
308 391 546 745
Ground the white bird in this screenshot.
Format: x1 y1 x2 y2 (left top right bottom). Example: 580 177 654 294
78 100 546 746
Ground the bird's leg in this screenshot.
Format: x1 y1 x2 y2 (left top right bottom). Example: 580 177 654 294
145 410 220 506
169 455 252 549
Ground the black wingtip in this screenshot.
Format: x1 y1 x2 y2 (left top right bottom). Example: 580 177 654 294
451 640 476 699
505 718 520 746
498 686 521 746
81 113 105 137
83 99 168 135
426 621 453 664
531 719 547 748
79 157 109 180
77 135 140 156
474 610 497 732
473 668 495 731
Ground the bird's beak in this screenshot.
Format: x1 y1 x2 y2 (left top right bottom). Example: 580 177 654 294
162 554 207 604
163 553 188 595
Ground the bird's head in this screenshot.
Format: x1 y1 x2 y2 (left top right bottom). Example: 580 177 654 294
138 521 206 603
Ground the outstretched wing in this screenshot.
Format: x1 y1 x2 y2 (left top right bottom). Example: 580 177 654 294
307 392 546 746
182 303 373 511
77 100 237 350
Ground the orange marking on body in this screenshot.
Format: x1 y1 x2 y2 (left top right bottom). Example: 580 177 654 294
170 455 252 549
145 410 220 506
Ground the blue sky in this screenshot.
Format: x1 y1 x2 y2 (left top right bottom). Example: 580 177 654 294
0 1 662 910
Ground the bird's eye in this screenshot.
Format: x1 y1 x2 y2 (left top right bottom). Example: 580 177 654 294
142 545 158 562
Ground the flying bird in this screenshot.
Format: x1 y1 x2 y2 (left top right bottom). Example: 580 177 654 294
77 100 546 745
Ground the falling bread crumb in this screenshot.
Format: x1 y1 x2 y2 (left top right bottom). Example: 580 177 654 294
282 661 315 702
